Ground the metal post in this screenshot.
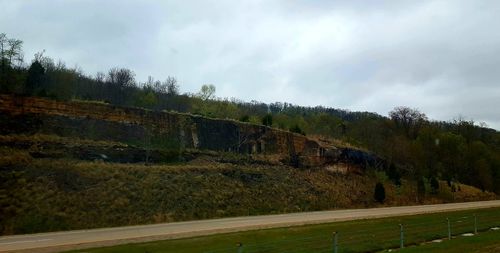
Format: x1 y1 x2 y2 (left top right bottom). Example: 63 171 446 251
474 214 477 234
399 224 404 249
332 232 338 253
237 242 243 253
447 218 451 240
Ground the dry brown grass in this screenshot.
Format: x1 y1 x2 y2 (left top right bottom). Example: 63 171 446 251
0 146 495 235
308 134 368 151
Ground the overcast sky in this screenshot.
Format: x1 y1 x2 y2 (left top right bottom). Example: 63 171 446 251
1 0 499 129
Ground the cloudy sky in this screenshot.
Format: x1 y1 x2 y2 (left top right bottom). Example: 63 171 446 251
1 0 500 129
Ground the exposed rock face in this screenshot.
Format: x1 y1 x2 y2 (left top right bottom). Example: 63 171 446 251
0 95 383 168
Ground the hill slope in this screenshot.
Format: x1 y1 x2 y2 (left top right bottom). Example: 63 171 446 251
0 95 495 235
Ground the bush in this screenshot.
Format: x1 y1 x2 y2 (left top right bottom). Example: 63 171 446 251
289 125 306 135
262 114 273 126
430 177 439 194
374 182 385 203
387 163 401 186
239 115 249 122
417 177 426 202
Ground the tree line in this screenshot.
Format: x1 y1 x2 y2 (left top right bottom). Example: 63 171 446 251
1 34 499 194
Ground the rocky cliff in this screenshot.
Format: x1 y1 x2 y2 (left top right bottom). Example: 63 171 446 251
0 95 383 168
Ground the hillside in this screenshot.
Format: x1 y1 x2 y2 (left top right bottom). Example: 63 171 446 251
0 94 495 235
1 34 500 235
2 34 500 196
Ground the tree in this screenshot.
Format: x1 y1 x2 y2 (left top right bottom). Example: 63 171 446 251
430 177 439 194
0 34 23 68
198 84 215 100
387 163 402 186
6 38 23 67
106 68 135 88
389 106 428 138
25 60 45 95
1 34 24 92
0 33 7 72
165 76 179 95
106 67 136 105
475 159 492 192
262 114 273 126
95 72 105 83
374 182 386 203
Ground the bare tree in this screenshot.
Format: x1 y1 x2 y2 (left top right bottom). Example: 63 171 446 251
106 67 135 88
144 76 155 91
106 68 136 105
95 72 105 83
389 106 428 138
7 39 23 67
151 77 165 94
0 33 7 69
0 34 23 68
165 76 179 95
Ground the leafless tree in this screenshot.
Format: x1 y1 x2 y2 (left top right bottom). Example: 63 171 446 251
95 72 105 83
0 34 23 68
106 67 136 88
7 38 23 67
389 106 428 138
165 76 179 95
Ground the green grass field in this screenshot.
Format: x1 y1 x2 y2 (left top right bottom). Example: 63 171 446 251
400 229 500 253
67 207 500 253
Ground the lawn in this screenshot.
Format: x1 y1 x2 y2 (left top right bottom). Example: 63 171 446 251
67 207 500 253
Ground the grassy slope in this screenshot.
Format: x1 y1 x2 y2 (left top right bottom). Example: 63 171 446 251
0 146 376 235
1 138 495 235
66 207 500 253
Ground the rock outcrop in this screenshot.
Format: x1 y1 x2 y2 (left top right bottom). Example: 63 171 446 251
0 95 384 168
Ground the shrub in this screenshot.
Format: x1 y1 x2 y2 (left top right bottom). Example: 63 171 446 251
374 182 385 203
239 115 249 122
289 125 306 135
387 163 401 186
417 177 426 202
430 177 439 194
262 114 272 126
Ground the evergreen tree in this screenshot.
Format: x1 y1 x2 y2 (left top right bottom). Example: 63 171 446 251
374 182 386 203
25 60 45 95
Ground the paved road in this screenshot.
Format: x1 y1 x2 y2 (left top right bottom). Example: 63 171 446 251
2 200 500 253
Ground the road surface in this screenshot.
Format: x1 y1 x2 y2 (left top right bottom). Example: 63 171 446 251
1 200 500 253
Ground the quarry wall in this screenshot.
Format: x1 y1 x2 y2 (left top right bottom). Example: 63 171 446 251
0 95 382 168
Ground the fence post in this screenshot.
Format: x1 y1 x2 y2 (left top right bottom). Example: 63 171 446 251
237 242 243 253
447 218 451 240
332 232 338 253
399 224 404 249
474 214 477 234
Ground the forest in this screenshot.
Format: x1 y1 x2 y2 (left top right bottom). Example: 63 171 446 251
1 33 500 194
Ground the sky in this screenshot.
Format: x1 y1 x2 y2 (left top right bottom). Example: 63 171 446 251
1 0 500 129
